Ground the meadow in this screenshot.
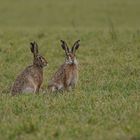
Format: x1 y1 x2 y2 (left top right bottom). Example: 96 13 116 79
0 0 140 140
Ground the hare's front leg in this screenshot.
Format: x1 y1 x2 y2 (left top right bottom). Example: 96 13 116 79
65 82 74 91
34 84 41 94
66 86 72 91
67 84 76 91
35 87 39 94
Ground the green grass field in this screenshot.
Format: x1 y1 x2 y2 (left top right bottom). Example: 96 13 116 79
0 0 140 140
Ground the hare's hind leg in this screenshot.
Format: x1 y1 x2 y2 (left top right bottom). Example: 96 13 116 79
22 87 34 93
48 85 63 93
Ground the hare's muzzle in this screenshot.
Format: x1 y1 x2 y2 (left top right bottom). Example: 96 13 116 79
43 61 48 67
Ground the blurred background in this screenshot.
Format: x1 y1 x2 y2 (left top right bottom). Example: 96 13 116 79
0 0 140 29
0 1 140 140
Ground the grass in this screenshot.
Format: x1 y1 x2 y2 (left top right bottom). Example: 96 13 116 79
0 0 140 140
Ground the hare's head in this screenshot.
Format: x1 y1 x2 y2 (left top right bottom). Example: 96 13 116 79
30 41 48 68
60 40 80 65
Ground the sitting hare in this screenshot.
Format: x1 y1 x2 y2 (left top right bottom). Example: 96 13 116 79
48 40 80 92
11 41 48 95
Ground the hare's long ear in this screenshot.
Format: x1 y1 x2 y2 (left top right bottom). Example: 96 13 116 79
60 40 69 55
71 40 80 53
30 41 39 57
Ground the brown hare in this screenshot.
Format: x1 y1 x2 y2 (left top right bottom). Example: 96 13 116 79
48 40 80 92
11 41 48 95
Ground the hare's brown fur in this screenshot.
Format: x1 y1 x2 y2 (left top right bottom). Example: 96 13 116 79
11 42 48 95
48 40 80 92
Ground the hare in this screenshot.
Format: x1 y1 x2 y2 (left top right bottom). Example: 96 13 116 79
48 40 80 92
11 41 48 95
